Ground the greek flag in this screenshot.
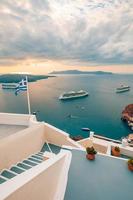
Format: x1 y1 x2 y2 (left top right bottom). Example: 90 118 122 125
15 78 27 95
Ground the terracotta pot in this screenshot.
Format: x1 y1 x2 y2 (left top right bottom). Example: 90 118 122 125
86 154 95 160
111 147 120 157
128 163 133 171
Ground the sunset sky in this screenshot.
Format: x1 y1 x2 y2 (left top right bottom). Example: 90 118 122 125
0 0 133 74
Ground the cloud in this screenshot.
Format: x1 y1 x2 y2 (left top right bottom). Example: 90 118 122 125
0 0 133 67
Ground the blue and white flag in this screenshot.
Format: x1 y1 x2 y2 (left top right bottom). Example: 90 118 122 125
15 78 27 95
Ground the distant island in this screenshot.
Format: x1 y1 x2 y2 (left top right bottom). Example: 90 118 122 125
50 70 113 75
0 74 54 83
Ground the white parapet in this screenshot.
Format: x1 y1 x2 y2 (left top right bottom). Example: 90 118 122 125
0 150 72 200
0 123 45 171
0 112 38 126
44 122 83 149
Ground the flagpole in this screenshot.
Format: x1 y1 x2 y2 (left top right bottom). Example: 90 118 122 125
26 76 31 115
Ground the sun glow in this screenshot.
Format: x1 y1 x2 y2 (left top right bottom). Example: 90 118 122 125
0 0 133 74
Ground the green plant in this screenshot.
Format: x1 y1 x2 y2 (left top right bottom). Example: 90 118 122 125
114 146 120 152
128 159 133 166
86 146 97 155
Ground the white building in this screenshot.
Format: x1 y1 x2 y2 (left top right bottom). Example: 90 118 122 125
0 113 132 200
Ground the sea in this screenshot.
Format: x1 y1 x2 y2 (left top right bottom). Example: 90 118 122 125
0 74 133 140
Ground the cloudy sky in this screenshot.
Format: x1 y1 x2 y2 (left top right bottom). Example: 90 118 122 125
0 0 133 74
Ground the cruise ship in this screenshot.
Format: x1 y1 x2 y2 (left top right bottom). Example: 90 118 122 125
0 112 132 200
116 85 130 93
2 83 18 89
59 90 89 100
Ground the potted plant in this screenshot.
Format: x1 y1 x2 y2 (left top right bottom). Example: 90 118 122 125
127 159 133 171
86 146 97 160
111 146 120 157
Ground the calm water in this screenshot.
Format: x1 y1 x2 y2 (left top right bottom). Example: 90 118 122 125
0 74 133 139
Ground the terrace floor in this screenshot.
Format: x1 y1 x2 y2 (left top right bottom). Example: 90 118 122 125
64 150 132 200
0 124 27 139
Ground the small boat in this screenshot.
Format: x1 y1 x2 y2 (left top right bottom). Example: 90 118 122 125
2 83 18 89
81 128 90 131
116 85 130 93
59 90 89 100
32 112 37 115
67 114 78 119
32 111 40 115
